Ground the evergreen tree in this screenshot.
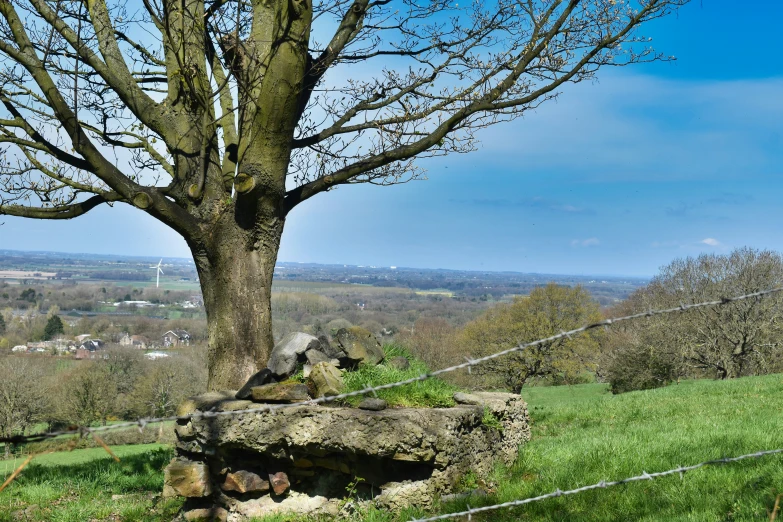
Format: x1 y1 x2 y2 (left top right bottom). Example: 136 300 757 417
43 315 64 341
0 313 5 335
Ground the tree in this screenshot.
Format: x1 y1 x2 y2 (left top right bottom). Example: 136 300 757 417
0 311 5 336
459 283 603 392
58 363 118 426
0 0 688 389
0 357 49 457
130 356 206 419
43 314 64 340
608 248 783 384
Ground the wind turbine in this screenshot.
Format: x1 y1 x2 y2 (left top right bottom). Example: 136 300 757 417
150 259 164 288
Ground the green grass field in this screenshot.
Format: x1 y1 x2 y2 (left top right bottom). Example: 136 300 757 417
2 376 783 521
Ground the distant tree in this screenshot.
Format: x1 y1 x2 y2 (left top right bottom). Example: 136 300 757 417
59 363 118 426
0 0 689 389
460 283 603 392
0 312 5 335
0 357 49 457
605 247 783 388
130 357 206 419
43 314 65 340
18 288 36 303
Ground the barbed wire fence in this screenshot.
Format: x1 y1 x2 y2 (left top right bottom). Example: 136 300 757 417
2 286 783 515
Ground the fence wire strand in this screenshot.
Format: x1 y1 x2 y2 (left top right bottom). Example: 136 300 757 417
409 448 783 521
1 286 781 446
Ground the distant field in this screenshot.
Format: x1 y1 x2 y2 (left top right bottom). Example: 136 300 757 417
109 279 201 291
272 280 411 294
0 270 56 279
414 289 455 297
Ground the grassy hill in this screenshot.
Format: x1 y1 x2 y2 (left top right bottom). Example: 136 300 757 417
2 376 782 521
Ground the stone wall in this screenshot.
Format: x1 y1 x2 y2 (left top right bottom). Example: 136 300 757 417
165 392 530 521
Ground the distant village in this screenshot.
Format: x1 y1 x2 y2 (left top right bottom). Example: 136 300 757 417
11 328 192 360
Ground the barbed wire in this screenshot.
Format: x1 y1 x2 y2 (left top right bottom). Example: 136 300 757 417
409 447 783 521
1 286 781 446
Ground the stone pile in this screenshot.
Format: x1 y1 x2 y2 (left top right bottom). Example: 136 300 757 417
235 327 387 403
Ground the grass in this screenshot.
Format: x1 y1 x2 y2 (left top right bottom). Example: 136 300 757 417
255 375 783 521
339 344 458 408
0 444 181 521
4 375 783 521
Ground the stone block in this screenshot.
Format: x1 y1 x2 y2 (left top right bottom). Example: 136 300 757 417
163 459 212 497
267 332 322 378
222 470 270 493
307 362 344 398
335 327 385 365
236 369 275 400
269 471 290 495
251 382 311 403
358 398 387 411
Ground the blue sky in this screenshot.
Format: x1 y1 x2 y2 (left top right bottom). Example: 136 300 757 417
2 0 782 277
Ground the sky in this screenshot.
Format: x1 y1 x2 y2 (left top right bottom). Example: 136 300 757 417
1 0 782 278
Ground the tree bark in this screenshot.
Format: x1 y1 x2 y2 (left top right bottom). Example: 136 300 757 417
193 211 284 391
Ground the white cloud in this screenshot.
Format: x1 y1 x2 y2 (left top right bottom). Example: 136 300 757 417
700 238 721 246
571 238 600 247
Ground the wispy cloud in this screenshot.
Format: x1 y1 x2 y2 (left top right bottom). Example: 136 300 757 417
701 238 721 247
571 238 600 247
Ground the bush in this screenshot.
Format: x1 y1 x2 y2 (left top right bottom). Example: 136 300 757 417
604 342 677 394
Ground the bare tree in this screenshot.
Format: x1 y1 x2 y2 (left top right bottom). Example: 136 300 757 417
606 248 783 386
0 357 49 457
0 0 688 389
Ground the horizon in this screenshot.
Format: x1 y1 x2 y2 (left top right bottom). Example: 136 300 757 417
0 247 651 280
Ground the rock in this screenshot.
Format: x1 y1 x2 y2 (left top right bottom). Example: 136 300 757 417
317 335 346 359
163 459 212 497
453 392 480 405
222 470 270 493
305 349 330 365
269 471 290 495
183 507 228 522
358 398 387 411
307 362 344 398
267 332 322 378
236 369 275 400
387 356 410 371
251 382 311 403
302 364 312 378
335 327 385 366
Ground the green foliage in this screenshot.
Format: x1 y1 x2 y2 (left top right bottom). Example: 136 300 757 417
18 288 36 303
481 408 503 431
42 314 64 340
340 344 458 408
460 283 603 392
0 312 5 335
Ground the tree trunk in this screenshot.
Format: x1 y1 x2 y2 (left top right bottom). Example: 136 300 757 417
193 215 284 391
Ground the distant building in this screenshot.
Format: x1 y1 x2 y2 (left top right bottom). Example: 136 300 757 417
162 329 191 347
74 339 105 360
119 333 151 349
145 351 170 360
75 334 92 342
11 345 27 353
